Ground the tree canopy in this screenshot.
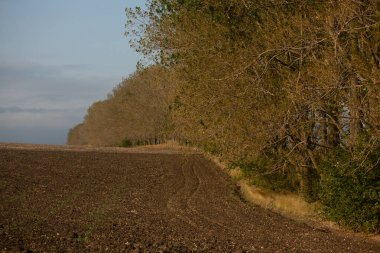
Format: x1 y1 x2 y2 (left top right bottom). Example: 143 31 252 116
69 0 380 232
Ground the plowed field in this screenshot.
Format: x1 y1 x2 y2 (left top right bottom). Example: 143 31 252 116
0 144 379 252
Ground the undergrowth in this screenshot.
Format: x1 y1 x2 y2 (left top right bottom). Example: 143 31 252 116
229 143 380 233
319 146 380 233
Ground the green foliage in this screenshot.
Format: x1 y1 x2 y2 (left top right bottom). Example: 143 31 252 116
302 166 321 203
202 141 221 155
120 138 133 147
232 155 298 193
319 146 380 233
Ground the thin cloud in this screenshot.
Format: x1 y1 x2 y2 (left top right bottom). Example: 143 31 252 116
0 108 86 129
0 106 85 114
0 62 95 81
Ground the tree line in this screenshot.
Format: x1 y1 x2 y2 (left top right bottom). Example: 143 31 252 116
69 0 380 232
67 66 178 146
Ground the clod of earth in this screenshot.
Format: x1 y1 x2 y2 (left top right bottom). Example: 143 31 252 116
0 144 379 252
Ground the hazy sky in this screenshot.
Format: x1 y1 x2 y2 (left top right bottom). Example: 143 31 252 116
0 0 145 144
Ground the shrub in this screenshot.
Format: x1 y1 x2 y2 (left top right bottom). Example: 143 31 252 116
120 138 133 147
232 154 298 193
319 146 380 233
202 141 221 155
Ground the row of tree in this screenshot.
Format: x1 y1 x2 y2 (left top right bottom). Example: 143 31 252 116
69 0 379 232
67 66 178 146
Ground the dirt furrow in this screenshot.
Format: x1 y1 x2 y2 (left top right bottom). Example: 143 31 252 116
166 155 200 230
188 158 232 232
0 144 379 252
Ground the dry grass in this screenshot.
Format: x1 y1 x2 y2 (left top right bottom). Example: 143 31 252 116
201 152 319 221
131 140 200 154
202 151 380 242
238 180 319 218
0 142 196 155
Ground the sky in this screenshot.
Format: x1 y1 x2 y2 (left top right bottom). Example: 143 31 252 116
0 0 146 145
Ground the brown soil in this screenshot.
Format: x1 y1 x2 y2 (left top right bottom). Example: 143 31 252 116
0 143 379 252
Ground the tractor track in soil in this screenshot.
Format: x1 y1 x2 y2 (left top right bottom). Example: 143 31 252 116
0 143 379 252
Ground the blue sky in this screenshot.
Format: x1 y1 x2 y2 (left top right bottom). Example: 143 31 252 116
0 0 146 144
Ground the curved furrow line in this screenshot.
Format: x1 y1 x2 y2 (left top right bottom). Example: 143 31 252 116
166 155 228 232
165 155 199 229
185 157 232 232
